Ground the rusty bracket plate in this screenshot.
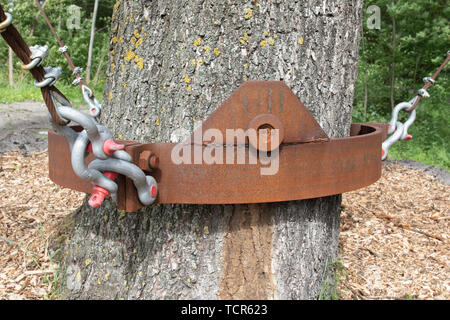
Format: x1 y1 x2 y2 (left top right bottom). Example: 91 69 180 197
48 81 388 212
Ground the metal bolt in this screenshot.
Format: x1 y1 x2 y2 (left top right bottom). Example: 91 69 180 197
247 114 284 152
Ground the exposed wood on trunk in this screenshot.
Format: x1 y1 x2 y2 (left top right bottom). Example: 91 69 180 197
219 204 274 299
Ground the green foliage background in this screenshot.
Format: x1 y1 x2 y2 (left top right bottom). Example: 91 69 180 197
0 0 448 169
0 0 112 104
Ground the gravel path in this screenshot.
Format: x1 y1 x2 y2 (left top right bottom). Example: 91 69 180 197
0 101 50 155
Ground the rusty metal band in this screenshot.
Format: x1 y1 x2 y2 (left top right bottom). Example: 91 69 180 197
0 4 68 125
48 123 385 212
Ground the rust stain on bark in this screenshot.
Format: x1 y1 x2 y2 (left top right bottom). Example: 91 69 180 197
219 204 274 299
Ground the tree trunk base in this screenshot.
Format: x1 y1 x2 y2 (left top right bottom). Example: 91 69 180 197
54 195 340 300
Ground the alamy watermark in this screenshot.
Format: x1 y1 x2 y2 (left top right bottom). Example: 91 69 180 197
170 124 280 176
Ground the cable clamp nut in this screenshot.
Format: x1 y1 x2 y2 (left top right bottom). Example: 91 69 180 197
423 77 435 84
72 77 83 86
72 66 83 76
417 88 430 98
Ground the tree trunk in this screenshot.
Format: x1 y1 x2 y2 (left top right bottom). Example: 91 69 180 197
86 0 99 84
361 32 368 120
8 47 13 86
54 0 363 300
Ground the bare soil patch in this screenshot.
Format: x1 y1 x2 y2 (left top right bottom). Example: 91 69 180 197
0 102 88 155
0 101 50 155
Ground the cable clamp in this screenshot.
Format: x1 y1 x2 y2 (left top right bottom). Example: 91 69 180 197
417 88 430 98
72 66 83 76
34 66 62 88
72 77 83 86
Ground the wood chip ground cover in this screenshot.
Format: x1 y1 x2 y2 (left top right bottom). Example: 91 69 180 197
0 151 448 300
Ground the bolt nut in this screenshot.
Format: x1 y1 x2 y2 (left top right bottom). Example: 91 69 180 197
139 150 159 171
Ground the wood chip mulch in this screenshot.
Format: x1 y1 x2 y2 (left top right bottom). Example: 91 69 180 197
0 151 84 300
0 151 448 300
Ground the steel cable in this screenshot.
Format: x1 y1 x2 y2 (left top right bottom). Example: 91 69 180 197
0 5 68 125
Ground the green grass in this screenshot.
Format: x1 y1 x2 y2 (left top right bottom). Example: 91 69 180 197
387 137 449 170
0 78 105 106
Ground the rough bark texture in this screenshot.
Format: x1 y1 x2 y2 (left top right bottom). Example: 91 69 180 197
55 0 363 300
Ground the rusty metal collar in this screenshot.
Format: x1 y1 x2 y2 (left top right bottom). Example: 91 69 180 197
48 81 388 212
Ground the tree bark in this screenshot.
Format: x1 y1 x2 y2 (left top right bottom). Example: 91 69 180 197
54 0 363 300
